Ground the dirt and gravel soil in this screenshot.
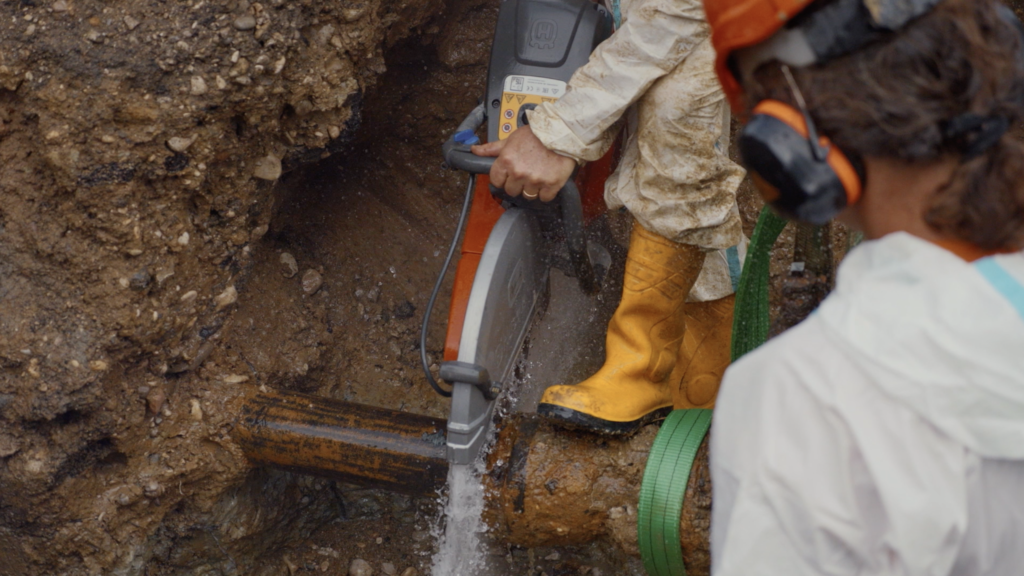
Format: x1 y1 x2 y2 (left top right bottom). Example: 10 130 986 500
0 0 492 571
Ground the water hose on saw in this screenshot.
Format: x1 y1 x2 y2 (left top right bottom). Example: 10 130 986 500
419 174 477 398
638 207 788 576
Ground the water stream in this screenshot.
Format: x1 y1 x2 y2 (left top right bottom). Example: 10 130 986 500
430 462 493 575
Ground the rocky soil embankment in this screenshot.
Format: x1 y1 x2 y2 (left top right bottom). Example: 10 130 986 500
0 0 491 572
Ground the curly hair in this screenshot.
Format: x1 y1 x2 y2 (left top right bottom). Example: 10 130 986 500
746 0 1024 250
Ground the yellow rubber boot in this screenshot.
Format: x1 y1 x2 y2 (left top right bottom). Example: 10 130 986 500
670 295 735 409
537 222 706 435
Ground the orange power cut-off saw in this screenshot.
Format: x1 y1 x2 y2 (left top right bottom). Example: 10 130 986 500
420 0 617 465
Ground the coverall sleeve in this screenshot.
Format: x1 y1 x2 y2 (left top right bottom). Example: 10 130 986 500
526 0 710 162
710 320 970 576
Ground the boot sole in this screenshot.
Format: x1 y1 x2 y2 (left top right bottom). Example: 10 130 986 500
536 403 673 436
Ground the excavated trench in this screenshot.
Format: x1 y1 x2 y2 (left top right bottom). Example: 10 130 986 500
10 0 1010 572
0 0 652 571
218 13 651 572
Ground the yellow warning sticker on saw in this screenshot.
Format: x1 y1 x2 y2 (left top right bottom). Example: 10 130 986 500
499 75 567 140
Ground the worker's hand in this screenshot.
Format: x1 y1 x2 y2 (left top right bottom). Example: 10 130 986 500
471 126 577 202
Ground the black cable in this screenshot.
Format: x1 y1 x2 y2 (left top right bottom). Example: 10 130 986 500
420 174 477 397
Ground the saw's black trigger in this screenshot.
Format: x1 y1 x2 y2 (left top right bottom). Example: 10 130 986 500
518 103 537 128
439 361 502 400
588 242 612 289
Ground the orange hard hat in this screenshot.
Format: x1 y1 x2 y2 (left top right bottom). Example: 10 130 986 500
704 0 816 112
705 0 946 112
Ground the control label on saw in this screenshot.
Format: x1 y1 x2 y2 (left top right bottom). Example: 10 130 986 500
499 75 567 140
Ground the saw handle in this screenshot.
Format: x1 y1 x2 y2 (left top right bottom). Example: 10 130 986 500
442 103 494 175
443 105 601 295
444 145 495 175
558 180 600 295
439 361 501 401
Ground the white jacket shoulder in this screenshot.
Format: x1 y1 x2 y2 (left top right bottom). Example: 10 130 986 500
712 315 970 576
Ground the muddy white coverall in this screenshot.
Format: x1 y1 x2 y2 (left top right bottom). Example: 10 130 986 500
526 0 746 301
711 232 1024 575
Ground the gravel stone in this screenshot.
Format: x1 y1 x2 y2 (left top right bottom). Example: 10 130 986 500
146 387 166 413
233 14 256 31
279 252 298 277
0 435 21 458
143 480 164 498
348 558 373 576
343 7 366 21
214 285 238 310
129 270 151 291
253 154 281 180
301 269 323 294
189 399 203 421
190 76 208 95
367 287 380 302
167 135 197 153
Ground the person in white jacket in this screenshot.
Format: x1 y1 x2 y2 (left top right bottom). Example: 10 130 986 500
703 0 1024 573
471 0 746 435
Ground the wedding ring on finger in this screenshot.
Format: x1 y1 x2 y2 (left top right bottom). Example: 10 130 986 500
522 190 539 200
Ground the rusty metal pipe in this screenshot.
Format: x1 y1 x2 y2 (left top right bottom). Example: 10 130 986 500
233 389 449 496
483 414 712 575
233 391 711 573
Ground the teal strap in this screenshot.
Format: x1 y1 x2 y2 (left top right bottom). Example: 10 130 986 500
726 244 742 292
610 0 622 28
976 257 1024 320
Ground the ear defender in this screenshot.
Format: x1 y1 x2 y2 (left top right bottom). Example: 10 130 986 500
738 99 864 225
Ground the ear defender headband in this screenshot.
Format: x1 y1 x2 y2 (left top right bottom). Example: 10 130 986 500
738 66 863 225
733 0 1024 225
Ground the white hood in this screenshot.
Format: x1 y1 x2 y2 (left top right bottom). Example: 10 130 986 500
817 232 1024 459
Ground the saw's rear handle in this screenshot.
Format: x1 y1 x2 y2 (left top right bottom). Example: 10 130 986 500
443 106 602 295
442 103 494 175
558 181 600 295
